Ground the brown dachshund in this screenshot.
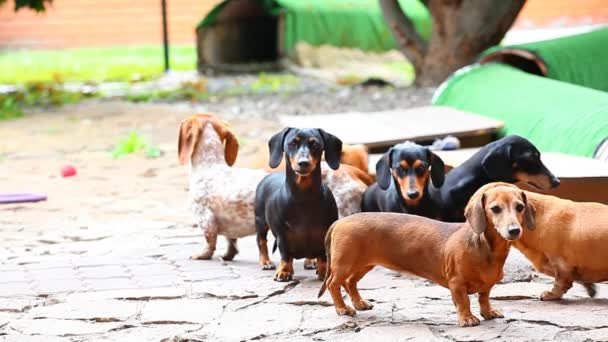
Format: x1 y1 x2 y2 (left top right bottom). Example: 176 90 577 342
318 182 534 327
512 191 608 300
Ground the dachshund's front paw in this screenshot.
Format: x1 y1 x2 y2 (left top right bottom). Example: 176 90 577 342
274 270 293 282
260 261 276 270
540 290 563 301
458 314 481 327
190 250 213 260
481 307 503 320
221 249 238 261
303 258 317 270
336 305 356 316
353 299 374 311
584 283 597 298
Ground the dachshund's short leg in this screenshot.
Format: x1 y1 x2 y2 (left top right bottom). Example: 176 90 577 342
328 268 356 316
345 266 374 311
221 238 239 261
256 226 275 270
274 235 294 282
583 283 597 298
274 258 294 282
449 282 480 327
191 211 218 260
541 267 574 301
303 258 317 270
479 290 503 320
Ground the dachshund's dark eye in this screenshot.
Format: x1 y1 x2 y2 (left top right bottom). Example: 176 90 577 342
490 206 502 214
515 203 525 212
310 141 320 149
288 141 297 148
416 165 426 173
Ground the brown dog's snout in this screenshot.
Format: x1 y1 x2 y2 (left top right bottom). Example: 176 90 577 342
506 224 522 240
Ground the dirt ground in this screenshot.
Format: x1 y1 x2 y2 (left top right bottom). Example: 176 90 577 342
2 99 608 341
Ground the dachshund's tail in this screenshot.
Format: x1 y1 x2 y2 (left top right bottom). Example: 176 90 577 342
318 224 335 298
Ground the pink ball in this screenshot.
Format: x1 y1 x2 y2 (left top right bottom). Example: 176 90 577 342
61 165 77 177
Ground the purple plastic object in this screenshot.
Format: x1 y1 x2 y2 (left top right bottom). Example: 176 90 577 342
0 193 47 204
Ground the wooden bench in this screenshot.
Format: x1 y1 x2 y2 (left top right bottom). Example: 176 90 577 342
279 106 504 151
370 149 608 204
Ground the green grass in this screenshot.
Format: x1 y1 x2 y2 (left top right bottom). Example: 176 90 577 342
0 45 197 84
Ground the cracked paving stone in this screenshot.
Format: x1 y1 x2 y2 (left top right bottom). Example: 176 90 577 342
80 324 203 342
0 335 75 342
557 327 608 342
65 286 188 301
25 299 138 321
6 318 122 336
0 296 41 313
325 324 448 342
78 265 130 279
200 303 303 341
33 278 87 294
27 267 79 281
127 263 177 276
140 298 224 324
499 299 608 329
191 276 297 299
0 281 37 296
133 273 185 288
83 277 140 291
497 321 562 341
0 270 31 283
442 321 507 341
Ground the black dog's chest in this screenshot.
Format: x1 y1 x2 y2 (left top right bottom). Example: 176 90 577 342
281 202 331 258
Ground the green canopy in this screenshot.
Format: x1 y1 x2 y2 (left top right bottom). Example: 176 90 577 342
198 0 431 54
433 63 608 158
481 28 608 92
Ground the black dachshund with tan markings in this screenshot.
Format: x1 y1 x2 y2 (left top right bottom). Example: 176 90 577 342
361 141 445 217
255 127 342 282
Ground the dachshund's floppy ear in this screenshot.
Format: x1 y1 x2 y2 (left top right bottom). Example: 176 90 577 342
376 148 393 190
222 129 239 166
482 142 513 180
178 119 202 165
521 191 536 230
428 149 445 188
319 129 343 170
268 128 291 169
465 193 487 234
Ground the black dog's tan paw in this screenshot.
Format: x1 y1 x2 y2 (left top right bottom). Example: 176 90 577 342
481 307 503 320
353 299 374 311
191 250 214 260
458 314 481 327
274 270 293 282
261 261 276 270
540 290 563 301
336 305 356 316
584 283 597 298
303 258 317 270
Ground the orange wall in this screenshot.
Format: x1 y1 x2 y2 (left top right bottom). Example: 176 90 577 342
0 0 222 48
0 0 606 49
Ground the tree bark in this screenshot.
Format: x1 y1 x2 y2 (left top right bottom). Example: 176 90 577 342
380 0 526 86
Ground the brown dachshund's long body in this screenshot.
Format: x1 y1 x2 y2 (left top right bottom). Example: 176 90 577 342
319 183 534 327
513 192 608 300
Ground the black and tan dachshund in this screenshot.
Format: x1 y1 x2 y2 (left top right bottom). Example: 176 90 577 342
255 127 342 282
429 135 560 222
361 141 445 217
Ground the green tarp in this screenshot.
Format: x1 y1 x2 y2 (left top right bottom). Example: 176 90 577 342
198 0 431 54
483 28 608 92
433 63 608 158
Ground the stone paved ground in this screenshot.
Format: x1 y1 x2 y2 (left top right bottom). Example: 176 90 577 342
2 99 608 341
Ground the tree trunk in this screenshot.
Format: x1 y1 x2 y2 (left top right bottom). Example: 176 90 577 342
380 0 526 86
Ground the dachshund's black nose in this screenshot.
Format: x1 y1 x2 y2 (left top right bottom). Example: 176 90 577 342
508 226 521 238
407 190 419 199
298 160 311 169
550 176 560 188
